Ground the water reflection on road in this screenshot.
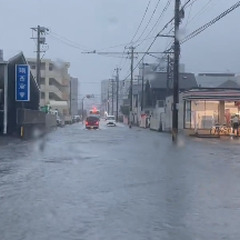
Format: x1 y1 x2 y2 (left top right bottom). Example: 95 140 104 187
1 122 240 240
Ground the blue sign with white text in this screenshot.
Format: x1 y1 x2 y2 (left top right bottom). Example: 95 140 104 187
16 64 30 101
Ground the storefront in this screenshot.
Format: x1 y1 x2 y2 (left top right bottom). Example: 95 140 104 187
182 89 240 134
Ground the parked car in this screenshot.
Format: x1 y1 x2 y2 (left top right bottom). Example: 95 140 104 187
73 115 80 123
56 117 64 127
106 115 116 127
85 116 99 129
64 115 72 124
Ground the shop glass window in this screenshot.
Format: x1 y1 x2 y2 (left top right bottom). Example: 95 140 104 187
184 100 191 128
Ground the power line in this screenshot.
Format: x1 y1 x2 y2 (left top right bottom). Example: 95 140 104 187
134 0 163 44
136 0 172 47
185 0 214 27
48 28 158 60
117 36 158 71
184 0 194 27
130 0 152 43
153 0 196 36
118 0 152 71
49 30 90 50
181 1 240 44
48 33 135 60
48 34 86 51
122 4 185 80
122 37 159 81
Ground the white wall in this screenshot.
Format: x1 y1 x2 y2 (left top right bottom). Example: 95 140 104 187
163 94 184 131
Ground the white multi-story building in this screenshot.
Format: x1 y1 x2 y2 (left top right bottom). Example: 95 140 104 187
27 58 71 116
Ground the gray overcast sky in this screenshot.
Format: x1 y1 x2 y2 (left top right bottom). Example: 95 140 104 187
1 0 240 99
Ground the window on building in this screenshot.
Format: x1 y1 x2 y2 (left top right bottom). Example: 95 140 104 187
186 100 219 129
49 78 54 85
158 100 164 108
184 100 191 129
40 78 45 85
49 63 54 71
40 63 45 70
41 92 45 99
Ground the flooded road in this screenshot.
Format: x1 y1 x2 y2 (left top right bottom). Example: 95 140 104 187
1 122 240 240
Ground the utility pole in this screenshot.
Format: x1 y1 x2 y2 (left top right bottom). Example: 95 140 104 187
31 26 49 108
115 67 120 122
36 25 41 87
129 46 135 128
166 54 170 95
82 49 164 127
81 98 84 123
31 26 49 85
111 79 114 115
141 60 145 111
172 0 181 142
107 86 110 114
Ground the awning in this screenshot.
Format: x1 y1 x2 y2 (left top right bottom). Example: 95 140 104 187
182 88 240 101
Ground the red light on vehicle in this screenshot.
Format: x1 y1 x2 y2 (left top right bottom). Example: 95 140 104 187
85 121 88 125
96 121 99 125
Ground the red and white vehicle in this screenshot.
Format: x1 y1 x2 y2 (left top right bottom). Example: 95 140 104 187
85 116 99 129
89 107 100 119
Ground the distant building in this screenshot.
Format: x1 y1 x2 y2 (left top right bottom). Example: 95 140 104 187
27 58 71 115
196 73 240 88
142 62 185 74
70 77 78 116
144 71 198 107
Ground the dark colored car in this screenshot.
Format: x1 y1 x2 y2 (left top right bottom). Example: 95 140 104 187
85 116 99 129
72 115 80 123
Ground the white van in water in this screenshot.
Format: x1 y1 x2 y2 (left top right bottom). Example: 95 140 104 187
106 115 116 127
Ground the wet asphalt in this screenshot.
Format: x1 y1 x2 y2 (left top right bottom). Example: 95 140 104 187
0 121 240 240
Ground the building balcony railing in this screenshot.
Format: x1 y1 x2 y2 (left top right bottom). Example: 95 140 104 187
45 71 69 85
49 85 64 100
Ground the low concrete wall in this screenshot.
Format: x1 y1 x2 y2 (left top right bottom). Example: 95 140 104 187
150 118 160 131
17 108 45 125
16 109 56 139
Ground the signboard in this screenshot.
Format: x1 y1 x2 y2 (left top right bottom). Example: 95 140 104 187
15 64 30 101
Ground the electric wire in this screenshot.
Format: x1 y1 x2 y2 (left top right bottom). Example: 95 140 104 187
49 30 90 50
134 0 163 44
118 0 154 71
130 0 152 44
121 0 197 81
181 1 240 44
185 0 214 28
137 0 172 48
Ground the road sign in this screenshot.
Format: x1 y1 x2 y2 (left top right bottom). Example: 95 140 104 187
15 64 30 101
